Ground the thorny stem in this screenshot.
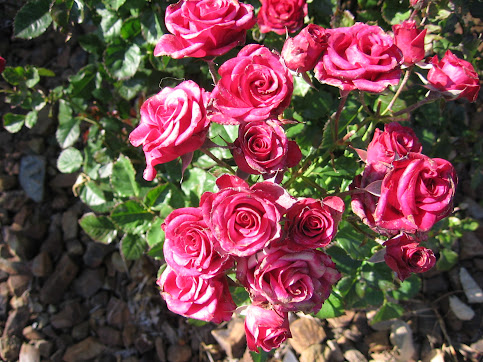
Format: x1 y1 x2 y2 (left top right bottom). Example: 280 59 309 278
382 68 413 116
206 60 219 85
358 91 375 118
392 91 441 117
332 93 349 143
200 147 237 175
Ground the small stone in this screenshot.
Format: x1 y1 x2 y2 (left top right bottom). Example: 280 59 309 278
73 268 105 298
344 349 368 362
72 321 90 341
40 254 79 305
470 339 483 353
459 267 483 303
19 155 45 203
50 302 87 329
22 326 45 341
134 333 153 353
3 307 30 337
7 274 31 296
66 239 84 256
211 317 246 359
300 344 324 362
289 316 326 354
30 251 52 277
62 209 78 241
3 226 38 260
167 344 192 362
423 275 449 295
449 296 475 320
460 232 483 260
106 297 130 329
461 198 483 220
0 175 18 192
110 251 127 274
49 173 78 189
62 337 106 362
97 325 122 346
389 320 416 361
33 340 53 358
325 340 344 362
83 242 113 268
19 342 40 362
0 335 22 361
327 310 356 329
155 337 166 362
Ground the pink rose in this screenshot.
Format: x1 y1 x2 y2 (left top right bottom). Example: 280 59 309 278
284 196 344 250
162 207 233 278
158 266 236 323
237 244 341 313
207 44 294 125
314 23 403 94
281 24 329 73
154 0 256 59
366 122 422 167
129 80 210 181
0 56 5 74
200 175 295 256
245 305 291 352
383 234 436 281
392 21 427 66
375 153 457 233
232 120 302 182
427 50 480 102
258 0 308 35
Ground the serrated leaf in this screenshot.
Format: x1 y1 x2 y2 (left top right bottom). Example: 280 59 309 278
140 10 163 44
382 0 411 25
98 8 122 41
3 113 25 133
370 302 404 324
14 0 53 39
50 0 74 30
79 213 118 244
111 155 139 197
146 217 164 248
293 74 312 97
67 64 96 98
104 40 141 80
57 147 83 173
144 184 169 208
56 100 80 148
121 233 146 260
317 291 344 319
111 200 153 234
79 181 110 209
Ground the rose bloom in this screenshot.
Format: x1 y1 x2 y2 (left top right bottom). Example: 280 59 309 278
284 196 344 250
366 122 422 167
245 305 291 352
158 266 236 323
0 56 5 74
375 153 457 234
258 0 308 35
383 234 436 281
427 50 480 102
232 119 302 182
154 0 256 59
207 44 293 125
200 175 295 256
314 23 403 94
281 24 329 73
162 207 233 278
129 80 210 181
237 244 341 313
393 21 427 66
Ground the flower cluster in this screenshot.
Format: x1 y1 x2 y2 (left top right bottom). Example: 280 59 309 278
157 174 343 351
350 122 456 280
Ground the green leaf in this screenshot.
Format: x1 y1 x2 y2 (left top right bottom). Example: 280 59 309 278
390 275 421 301
111 200 153 235
50 0 74 30
249 350 270 362
3 113 25 133
56 100 80 149
121 233 146 260
230 286 251 306
25 111 38 129
140 10 163 44
57 147 83 173
293 75 312 97
436 248 458 271
2 66 40 87
103 0 126 11
111 155 139 197
181 168 216 201
120 17 141 40
317 291 344 319
98 8 122 41
14 0 53 39
326 245 362 275
335 221 375 260
370 302 404 324
382 0 411 25
80 181 110 210
67 64 96 98
104 40 141 80
146 217 164 248
79 213 118 244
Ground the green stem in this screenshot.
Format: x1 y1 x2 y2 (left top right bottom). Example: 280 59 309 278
392 91 441 117
381 68 413 116
332 93 349 143
206 60 219 85
200 147 236 175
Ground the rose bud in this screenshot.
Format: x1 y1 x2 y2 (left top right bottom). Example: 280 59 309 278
281 24 329 73
157 266 236 323
258 0 308 35
383 234 436 281
154 0 256 59
392 21 427 66
232 119 302 183
427 50 480 102
366 122 422 166
129 80 210 181
245 305 291 352
162 207 233 278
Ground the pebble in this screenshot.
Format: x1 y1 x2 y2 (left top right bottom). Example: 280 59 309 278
3 307 30 337
73 268 105 298
167 344 192 362
62 208 79 241
40 254 79 305
30 251 53 277
459 267 483 303
449 296 475 320
62 337 106 362
19 155 46 203
289 316 326 354
344 349 368 362
19 342 40 362
460 232 483 260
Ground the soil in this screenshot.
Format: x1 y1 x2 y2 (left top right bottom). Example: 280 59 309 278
0 1 482 361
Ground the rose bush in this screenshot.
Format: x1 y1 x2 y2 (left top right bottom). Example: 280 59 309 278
154 0 256 59
427 50 480 102
384 234 436 281
237 244 341 313
158 266 236 323
281 24 329 73
129 80 210 181
244 305 291 352
231 119 302 181
207 44 293 124
162 207 233 278
257 0 308 35
314 23 403 94
392 21 427 66
284 196 345 250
